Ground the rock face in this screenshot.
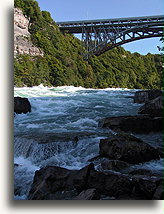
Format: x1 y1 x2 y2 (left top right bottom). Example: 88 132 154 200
134 90 162 104
74 189 100 200
138 95 163 117
132 175 163 199
100 159 129 171
99 115 163 133
129 169 157 177
14 8 44 57
28 164 132 200
28 164 93 200
14 97 31 114
152 181 163 200
99 133 160 164
28 162 163 200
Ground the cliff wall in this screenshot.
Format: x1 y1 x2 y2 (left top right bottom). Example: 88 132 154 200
14 8 44 57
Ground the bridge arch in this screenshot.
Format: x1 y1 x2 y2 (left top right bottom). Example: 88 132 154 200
57 15 164 59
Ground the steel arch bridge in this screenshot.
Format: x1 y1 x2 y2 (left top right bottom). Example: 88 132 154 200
57 15 164 59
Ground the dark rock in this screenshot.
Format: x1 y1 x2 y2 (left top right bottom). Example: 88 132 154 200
100 159 130 171
72 163 94 191
116 194 142 200
129 169 159 177
28 164 94 200
117 178 163 200
99 133 160 164
132 175 162 199
152 181 163 200
28 163 132 200
14 163 21 167
138 95 163 117
14 97 31 114
88 155 100 162
74 189 100 200
99 115 163 133
134 90 162 104
87 169 132 198
28 166 73 200
31 164 163 200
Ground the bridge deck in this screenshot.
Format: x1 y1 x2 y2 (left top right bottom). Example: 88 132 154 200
57 15 163 34
56 15 164 58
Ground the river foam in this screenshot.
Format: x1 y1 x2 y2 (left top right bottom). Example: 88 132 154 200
14 85 162 199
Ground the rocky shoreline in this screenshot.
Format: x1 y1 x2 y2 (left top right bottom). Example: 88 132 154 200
14 89 163 200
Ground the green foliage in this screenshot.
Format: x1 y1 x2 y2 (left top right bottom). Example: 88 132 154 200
14 0 163 89
42 11 53 23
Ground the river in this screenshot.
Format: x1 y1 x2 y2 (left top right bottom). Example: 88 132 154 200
14 85 163 199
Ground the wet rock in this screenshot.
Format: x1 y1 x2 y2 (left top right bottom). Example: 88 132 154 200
88 155 101 162
152 181 163 200
100 159 129 171
132 175 162 199
28 164 94 200
87 169 132 198
28 163 132 200
74 189 100 200
129 169 159 177
14 97 31 114
99 133 160 164
14 163 22 167
138 95 163 117
134 90 162 104
99 115 163 133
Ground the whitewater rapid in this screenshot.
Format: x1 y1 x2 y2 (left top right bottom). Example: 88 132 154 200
14 85 163 199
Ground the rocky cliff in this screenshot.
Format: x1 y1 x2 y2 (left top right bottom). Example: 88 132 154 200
14 8 44 57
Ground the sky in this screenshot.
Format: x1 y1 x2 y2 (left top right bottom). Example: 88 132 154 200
36 0 163 55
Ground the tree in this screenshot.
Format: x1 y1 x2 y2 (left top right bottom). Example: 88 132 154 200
157 37 164 55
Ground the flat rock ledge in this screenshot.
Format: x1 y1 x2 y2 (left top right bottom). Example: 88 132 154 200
99 115 163 133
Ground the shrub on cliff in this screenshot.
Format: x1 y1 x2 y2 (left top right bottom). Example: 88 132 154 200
14 0 163 89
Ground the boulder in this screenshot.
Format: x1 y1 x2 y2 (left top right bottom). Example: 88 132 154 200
28 164 93 200
99 115 163 133
134 90 162 104
100 159 130 171
132 175 163 199
14 97 31 114
152 181 163 200
99 133 160 164
28 163 132 200
138 95 163 117
87 169 132 198
74 189 100 200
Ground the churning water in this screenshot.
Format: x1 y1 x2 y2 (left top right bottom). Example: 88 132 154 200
14 85 163 199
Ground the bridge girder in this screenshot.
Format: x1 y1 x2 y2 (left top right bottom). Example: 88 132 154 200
57 15 164 59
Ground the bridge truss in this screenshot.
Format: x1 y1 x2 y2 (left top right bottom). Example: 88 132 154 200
57 15 164 59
